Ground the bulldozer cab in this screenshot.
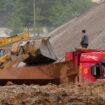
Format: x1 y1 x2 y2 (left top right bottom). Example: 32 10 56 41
0 49 4 57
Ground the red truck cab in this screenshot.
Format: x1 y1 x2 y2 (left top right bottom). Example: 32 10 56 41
65 48 105 82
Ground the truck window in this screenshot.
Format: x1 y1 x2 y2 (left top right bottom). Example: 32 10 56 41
91 64 100 79
102 65 105 78
101 58 105 78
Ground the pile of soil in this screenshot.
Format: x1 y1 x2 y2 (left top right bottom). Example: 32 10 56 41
50 3 105 58
0 81 105 105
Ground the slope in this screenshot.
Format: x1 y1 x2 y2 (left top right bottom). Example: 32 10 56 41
49 3 105 58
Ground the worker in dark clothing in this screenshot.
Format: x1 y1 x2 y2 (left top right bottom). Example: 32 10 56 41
80 30 89 48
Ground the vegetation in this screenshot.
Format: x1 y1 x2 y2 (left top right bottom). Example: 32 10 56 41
0 0 92 34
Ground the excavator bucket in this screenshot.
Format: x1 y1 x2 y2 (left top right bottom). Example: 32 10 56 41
0 37 57 70
24 38 57 65
0 61 78 85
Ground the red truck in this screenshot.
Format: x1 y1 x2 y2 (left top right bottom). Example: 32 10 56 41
66 48 105 82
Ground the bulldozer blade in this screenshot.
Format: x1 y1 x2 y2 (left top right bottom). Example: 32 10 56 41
0 61 77 85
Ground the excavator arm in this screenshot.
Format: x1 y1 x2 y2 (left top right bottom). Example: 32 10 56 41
0 32 29 47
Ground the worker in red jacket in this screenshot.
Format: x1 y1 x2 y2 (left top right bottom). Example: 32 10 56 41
80 30 89 48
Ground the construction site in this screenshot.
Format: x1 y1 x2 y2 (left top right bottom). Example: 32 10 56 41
0 1 105 105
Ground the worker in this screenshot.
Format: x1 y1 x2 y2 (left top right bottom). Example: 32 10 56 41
80 29 89 48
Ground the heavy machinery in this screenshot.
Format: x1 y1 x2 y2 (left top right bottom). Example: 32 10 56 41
0 36 105 85
0 32 29 47
0 37 76 85
0 32 29 68
0 37 57 69
66 48 105 82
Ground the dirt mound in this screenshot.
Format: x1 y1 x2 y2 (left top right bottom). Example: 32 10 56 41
50 3 105 58
0 81 104 105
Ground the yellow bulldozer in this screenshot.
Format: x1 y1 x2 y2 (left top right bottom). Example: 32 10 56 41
0 32 29 68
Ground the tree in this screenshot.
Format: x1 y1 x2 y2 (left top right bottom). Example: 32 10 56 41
48 0 92 27
0 0 14 26
8 16 24 35
0 0 92 34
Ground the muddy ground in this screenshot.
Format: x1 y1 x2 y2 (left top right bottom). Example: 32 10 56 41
0 80 105 105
